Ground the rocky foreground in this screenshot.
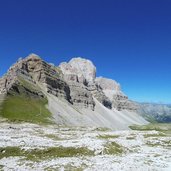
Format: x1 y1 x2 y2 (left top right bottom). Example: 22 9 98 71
0 121 170 171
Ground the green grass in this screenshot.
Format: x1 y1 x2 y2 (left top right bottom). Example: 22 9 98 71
129 123 171 134
0 146 94 160
98 134 119 139
0 146 24 159
26 147 94 160
0 95 53 124
103 142 123 155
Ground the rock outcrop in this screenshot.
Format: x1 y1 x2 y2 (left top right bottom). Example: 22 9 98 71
60 57 96 85
88 83 112 109
59 58 114 110
95 77 137 111
59 58 97 110
0 54 71 101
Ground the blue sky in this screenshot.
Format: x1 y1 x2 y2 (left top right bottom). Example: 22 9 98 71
0 0 171 103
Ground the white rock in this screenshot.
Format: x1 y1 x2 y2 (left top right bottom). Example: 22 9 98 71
60 57 96 83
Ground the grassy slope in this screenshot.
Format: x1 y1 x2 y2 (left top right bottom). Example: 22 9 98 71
0 76 53 124
0 95 52 124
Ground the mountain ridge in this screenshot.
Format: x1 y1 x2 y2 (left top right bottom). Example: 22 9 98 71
0 54 147 129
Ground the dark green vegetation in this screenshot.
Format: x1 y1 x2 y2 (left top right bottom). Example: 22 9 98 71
0 146 94 160
0 95 52 124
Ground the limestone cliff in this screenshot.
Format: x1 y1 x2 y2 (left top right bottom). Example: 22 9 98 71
95 77 137 111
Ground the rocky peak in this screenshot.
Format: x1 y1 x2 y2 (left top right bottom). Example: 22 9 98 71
95 77 136 111
59 57 97 110
7 53 41 75
0 54 71 102
95 77 124 101
24 54 42 72
26 53 41 60
59 57 96 84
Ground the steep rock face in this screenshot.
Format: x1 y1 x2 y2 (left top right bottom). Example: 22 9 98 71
60 57 96 85
95 77 137 111
0 58 31 94
66 81 95 110
0 54 71 102
59 58 97 110
25 54 71 101
88 83 112 109
59 57 113 110
0 60 44 99
112 95 137 111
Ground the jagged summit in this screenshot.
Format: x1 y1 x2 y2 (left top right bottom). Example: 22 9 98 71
0 54 147 129
26 53 41 59
60 57 96 84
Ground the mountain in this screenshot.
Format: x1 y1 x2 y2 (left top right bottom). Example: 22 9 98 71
137 103 171 123
0 54 147 129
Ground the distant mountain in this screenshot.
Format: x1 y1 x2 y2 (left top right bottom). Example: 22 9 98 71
137 103 171 123
0 54 147 129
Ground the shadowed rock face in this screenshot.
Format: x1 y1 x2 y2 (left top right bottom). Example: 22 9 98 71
95 77 137 111
0 54 71 102
0 54 136 112
59 58 112 110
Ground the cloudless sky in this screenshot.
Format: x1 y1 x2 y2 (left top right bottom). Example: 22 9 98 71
0 0 171 103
